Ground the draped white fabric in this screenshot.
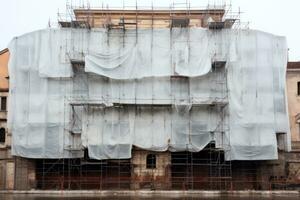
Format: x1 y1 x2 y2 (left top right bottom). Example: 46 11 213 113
8 28 290 160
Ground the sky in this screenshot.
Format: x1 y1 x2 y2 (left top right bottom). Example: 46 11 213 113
0 0 299 61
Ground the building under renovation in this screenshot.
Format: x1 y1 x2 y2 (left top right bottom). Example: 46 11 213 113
3 4 297 190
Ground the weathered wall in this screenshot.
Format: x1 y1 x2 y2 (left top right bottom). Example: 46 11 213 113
14 157 36 190
131 149 171 189
286 71 300 141
0 49 9 91
11 150 300 190
74 9 224 28
0 155 14 190
0 49 13 190
230 151 300 190
286 66 300 147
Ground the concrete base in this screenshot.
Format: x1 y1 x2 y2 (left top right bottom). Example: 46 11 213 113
0 190 299 198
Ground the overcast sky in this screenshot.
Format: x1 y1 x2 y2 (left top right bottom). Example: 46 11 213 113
1 0 299 61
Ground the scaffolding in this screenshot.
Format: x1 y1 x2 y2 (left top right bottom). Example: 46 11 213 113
17 0 286 191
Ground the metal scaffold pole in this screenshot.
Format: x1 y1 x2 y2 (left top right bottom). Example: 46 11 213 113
35 1 240 190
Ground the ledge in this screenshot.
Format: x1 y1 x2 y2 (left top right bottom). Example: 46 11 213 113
0 190 299 196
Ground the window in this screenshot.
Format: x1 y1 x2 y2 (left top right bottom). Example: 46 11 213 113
0 128 5 143
1 97 6 111
171 18 190 27
146 154 156 169
298 82 300 96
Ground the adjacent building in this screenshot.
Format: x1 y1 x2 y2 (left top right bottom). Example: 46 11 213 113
287 62 300 148
0 48 14 190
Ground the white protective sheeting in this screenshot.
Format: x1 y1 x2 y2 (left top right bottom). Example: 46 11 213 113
8 28 290 160
226 31 290 160
85 29 214 79
81 105 218 159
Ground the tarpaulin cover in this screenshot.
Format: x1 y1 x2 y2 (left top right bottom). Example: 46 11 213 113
7 28 290 160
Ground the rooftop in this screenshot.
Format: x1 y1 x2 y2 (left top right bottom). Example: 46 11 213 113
0 48 8 55
287 62 300 70
74 8 225 14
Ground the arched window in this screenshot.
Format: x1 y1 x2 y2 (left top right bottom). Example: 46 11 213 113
146 154 156 169
0 128 5 143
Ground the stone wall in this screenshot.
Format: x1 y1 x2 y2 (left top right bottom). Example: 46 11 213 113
131 149 171 189
14 157 36 190
287 67 300 143
0 159 14 190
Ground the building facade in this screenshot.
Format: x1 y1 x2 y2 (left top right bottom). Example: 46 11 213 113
2 7 300 191
0 48 13 190
287 62 300 147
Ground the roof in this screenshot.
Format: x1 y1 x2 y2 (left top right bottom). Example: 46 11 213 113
74 8 225 14
74 9 225 16
0 48 8 55
287 62 300 70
